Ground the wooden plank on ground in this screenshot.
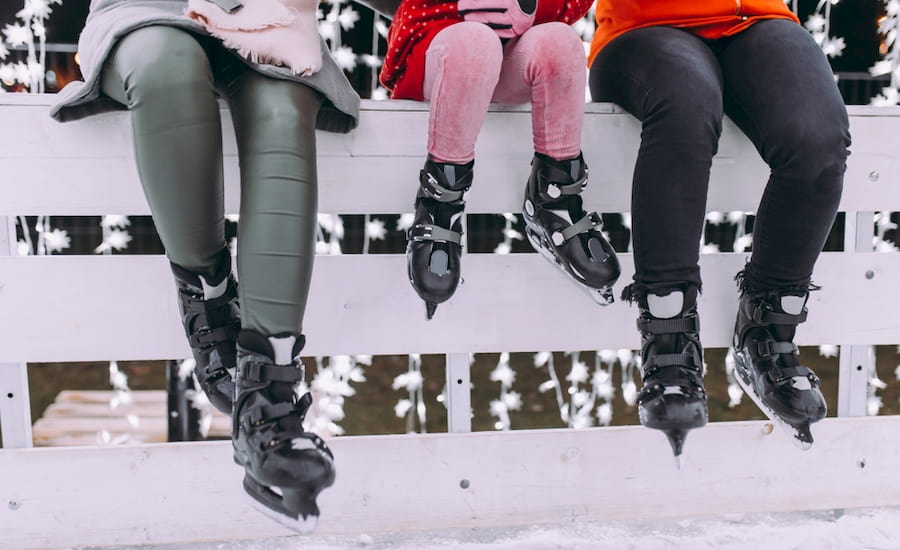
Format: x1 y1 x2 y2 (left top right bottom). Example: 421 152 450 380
2 416 900 549
1 251 898 362
32 390 230 446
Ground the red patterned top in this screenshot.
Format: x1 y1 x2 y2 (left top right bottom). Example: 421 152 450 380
380 0 593 100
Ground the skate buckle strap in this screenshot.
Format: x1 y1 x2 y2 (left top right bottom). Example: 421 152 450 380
421 172 469 203
755 340 798 357
645 350 702 372
242 361 304 384
751 304 807 325
767 365 819 385
551 212 602 246
546 175 587 198
409 224 462 244
636 316 700 335
189 322 240 348
248 402 295 426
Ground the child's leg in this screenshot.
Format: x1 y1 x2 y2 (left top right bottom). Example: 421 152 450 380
492 22 585 160
423 22 504 163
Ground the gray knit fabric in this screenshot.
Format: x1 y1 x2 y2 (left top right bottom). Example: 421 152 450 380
49 0 359 133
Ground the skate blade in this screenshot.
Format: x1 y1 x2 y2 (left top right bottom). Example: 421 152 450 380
524 226 615 306
425 301 438 320
729 348 815 450
242 474 320 534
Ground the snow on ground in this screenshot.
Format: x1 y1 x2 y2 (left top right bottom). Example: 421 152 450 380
90 507 900 550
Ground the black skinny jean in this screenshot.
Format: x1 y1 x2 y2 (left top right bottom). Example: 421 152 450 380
589 19 851 294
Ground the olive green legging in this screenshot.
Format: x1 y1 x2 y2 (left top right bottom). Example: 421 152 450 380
101 25 322 336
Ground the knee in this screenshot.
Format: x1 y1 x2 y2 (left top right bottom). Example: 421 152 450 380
767 110 851 183
521 22 585 75
432 22 504 82
116 27 214 104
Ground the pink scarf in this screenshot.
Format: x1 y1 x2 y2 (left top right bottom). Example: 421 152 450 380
186 0 322 76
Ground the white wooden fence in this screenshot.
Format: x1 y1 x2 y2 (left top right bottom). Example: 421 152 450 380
1 94 899 549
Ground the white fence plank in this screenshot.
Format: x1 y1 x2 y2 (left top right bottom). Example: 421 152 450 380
2 416 900 549
2 96 898 215
0 251 897 362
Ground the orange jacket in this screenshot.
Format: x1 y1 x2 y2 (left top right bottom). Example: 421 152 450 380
588 0 800 66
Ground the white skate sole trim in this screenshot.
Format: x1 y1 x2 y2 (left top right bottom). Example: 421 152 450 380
246 494 318 534
728 348 814 451
524 221 613 306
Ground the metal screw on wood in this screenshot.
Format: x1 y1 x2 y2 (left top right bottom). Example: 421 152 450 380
865 270 874 280
857 458 867 469
8 500 21 511
459 479 470 489
868 171 880 182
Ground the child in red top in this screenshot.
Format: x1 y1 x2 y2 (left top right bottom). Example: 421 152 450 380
380 0 620 319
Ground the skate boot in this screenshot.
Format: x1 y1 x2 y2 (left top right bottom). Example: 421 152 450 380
730 289 826 449
233 329 335 532
171 249 240 415
522 152 620 305
632 284 707 463
407 157 474 320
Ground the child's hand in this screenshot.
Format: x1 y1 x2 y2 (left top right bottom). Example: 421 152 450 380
457 0 536 38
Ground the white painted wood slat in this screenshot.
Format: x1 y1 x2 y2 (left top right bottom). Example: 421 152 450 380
0 251 896 362
3 416 900 549
2 96 898 215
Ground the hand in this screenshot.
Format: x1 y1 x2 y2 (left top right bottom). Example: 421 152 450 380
457 0 536 38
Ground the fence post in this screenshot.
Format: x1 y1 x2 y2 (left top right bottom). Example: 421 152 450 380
0 216 33 448
837 211 875 417
445 353 472 433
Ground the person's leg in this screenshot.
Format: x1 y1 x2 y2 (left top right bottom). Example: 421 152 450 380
215 56 333 529
590 27 725 288
718 19 850 446
719 19 849 291
216 56 322 337
100 26 237 414
408 22 503 319
493 21 584 160
589 27 725 457
496 22 620 303
100 26 226 274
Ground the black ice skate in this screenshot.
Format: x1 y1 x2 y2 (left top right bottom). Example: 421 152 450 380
632 285 707 463
730 290 826 449
171 250 240 415
407 157 474 320
233 329 335 532
522 153 620 305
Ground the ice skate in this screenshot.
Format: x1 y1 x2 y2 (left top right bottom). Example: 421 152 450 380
730 289 826 449
407 157 474 319
232 329 334 532
171 249 240 415
522 152 620 305
632 284 707 463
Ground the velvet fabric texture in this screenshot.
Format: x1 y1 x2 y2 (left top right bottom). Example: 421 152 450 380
422 22 586 163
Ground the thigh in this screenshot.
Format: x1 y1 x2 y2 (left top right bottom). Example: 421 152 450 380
589 26 724 120
100 25 214 106
717 19 849 167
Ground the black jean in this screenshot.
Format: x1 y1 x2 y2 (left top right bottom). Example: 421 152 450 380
589 20 850 294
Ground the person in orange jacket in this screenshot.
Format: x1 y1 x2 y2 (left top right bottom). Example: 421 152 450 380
588 1 851 458
379 0 620 320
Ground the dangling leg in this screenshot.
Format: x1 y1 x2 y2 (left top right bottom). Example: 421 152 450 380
217 53 332 531
590 27 724 459
100 26 238 414
408 22 502 319
496 23 620 304
719 20 849 448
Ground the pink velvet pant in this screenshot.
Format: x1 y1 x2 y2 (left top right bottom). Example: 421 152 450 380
423 21 586 164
